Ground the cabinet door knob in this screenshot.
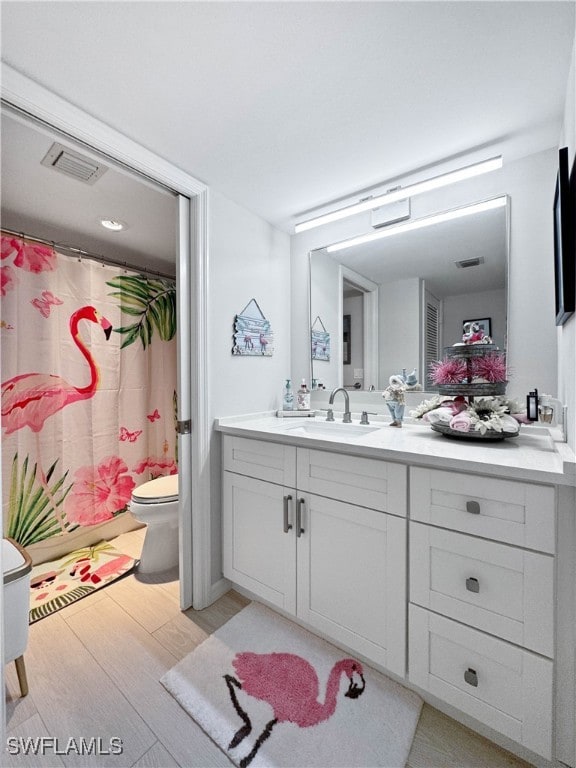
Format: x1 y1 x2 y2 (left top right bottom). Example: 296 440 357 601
466 500 481 515
464 668 479 687
283 495 293 533
466 577 480 593
296 498 305 537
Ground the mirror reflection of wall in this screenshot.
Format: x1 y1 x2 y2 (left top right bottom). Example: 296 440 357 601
310 198 508 392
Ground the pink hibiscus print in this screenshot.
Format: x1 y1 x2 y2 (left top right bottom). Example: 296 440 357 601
133 456 177 480
1 265 17 296
65 456 136 526
0 235 56 274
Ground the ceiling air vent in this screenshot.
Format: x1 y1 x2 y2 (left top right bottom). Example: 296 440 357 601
41 142 108 185
455 256 485 269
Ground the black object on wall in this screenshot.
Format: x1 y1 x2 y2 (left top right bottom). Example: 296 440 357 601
553 147 575 326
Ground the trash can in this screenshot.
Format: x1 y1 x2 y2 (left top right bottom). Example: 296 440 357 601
3 537 32 696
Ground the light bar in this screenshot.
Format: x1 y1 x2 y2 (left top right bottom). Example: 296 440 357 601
295 156 503 233
326 196 507 253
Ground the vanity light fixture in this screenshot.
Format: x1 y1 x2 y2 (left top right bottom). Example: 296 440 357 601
326 196 507 253
100 218 127 232
295 156 503 233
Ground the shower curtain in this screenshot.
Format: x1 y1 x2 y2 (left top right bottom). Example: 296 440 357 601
1 233 178 551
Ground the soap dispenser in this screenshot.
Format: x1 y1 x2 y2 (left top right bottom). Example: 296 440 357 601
297 379 311 411
283 379 294 411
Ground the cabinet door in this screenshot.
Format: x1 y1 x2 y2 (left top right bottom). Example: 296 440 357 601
223 472 296 613
296 493 406 675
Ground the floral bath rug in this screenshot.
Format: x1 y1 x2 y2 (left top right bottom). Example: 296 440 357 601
29 541 138 623
161 602 422 768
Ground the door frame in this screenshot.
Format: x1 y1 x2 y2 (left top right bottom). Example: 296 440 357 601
338 265 379 390
0 64 212 611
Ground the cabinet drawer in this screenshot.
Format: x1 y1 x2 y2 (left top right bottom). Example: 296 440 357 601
223 435 296 486
409 605 553 760
297 449 407 515
410 467 555 553
410 523 554 656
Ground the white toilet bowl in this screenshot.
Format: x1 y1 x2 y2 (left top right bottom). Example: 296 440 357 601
130 474 179 573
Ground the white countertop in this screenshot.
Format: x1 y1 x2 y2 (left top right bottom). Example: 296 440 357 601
215 412 576 486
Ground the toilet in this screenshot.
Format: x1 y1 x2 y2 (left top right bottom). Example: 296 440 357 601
130 474 179 573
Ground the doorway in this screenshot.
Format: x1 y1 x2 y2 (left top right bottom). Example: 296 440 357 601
1 67 210 614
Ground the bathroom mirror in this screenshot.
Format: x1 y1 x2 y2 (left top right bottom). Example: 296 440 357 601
309 198 509 392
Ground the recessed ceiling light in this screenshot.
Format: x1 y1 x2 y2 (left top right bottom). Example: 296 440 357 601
100 218 127 232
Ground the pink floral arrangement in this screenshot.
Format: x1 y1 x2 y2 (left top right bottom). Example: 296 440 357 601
470 353 507 383
429 357 468 385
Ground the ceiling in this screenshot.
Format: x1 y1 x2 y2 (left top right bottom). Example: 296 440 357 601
1 1 574 268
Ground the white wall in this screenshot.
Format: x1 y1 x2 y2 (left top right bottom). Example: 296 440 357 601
379 278 421 385
292 150 559 406
559 25 576 451
209 189 291 584
443 288 506 351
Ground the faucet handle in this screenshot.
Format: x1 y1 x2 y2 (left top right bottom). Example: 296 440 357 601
322 408 334 422
360 411 377 425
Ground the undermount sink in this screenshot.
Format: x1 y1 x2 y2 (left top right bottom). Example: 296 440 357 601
283 420 382 439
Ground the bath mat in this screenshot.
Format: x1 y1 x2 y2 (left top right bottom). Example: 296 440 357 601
29 540 138 623
161 602 422 768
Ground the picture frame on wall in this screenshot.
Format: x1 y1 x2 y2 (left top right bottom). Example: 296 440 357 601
553 146 575 326
463 317 491 338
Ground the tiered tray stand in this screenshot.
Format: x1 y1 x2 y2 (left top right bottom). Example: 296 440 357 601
432 344 518 441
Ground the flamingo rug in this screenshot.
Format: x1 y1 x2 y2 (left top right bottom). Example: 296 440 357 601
28 541 138 623
161 602 423 768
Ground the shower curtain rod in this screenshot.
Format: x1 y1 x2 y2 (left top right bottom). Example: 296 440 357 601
1 227 176 281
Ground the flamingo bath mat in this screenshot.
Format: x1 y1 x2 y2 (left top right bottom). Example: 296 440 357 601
161 602 422 768
29 541 138 623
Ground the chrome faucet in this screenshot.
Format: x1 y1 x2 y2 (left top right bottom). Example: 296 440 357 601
328 387 352 423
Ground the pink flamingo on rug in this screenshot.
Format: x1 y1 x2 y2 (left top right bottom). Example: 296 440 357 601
2 306 113 531
224 651 365 767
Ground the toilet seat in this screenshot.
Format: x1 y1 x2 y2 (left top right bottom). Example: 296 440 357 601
131 474 178 504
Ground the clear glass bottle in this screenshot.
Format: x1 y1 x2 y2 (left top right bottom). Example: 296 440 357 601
297 378 311 410
283 379 294 411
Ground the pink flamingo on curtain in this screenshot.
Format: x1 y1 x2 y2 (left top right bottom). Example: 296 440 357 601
224 652 365 767
1 305 113 531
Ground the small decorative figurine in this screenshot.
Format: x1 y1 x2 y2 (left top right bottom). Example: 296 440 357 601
383 374 406 427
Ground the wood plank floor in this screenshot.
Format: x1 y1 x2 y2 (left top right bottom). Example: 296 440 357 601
5 529 533 767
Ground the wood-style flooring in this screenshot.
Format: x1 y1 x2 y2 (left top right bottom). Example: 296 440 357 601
5 528 533 767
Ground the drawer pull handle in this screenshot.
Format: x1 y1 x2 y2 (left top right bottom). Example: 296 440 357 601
466 500 481 515
296 498 305 538
283 495 293 533
464 668 478 687
466 577 480 593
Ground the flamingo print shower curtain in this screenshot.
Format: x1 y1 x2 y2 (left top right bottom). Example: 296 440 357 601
1 233 178 549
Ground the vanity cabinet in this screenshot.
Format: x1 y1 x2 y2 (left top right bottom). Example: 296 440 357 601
222 435 407 675
218 417 576 766
408 466 555 759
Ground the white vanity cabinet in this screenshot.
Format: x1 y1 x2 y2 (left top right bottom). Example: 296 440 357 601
408 466 555 760
222 435 407 675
